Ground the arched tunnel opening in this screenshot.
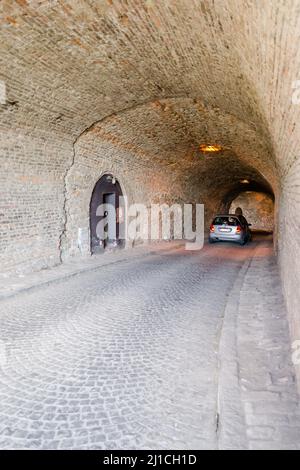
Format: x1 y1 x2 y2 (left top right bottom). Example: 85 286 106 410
229 191 274 233
0 0 300 451
219 177 275 233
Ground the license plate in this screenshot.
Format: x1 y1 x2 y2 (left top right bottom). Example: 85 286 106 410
219 228 231 232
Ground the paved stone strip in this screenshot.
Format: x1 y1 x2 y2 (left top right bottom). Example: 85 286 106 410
237 241 300 450
217 257 250 450
0 242 246 449
0 237 299 449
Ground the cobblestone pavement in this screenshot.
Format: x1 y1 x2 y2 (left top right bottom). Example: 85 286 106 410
0 236 299 449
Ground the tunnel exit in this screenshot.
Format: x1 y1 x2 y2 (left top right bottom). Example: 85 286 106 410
230 191 274 233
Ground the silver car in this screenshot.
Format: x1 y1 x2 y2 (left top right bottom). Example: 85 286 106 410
209 214 252 245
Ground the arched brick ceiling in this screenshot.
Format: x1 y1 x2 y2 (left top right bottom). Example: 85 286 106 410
81 97 277 200
1 0 299 187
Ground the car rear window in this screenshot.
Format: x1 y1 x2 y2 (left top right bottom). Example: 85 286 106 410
213 216 239 226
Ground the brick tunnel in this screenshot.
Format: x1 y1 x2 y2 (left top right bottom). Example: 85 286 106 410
0 0 300 451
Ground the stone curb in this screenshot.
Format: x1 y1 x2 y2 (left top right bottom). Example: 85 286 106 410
216 250 254 450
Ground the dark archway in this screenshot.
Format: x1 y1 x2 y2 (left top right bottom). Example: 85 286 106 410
90 174 125 254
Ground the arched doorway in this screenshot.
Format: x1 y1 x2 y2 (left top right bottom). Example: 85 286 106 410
90 174 125 254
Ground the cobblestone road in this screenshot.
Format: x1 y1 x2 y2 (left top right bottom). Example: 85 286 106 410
0 236 299 449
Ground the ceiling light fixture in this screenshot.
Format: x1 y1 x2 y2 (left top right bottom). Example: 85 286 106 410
199 144 223 153
240 179 250 184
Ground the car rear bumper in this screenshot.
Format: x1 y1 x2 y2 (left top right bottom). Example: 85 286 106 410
209 232 244 242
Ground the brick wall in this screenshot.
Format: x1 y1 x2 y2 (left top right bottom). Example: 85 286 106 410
0 128 73 275
278 164 300 383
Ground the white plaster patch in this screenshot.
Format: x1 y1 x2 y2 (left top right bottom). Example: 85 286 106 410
0 81 6 105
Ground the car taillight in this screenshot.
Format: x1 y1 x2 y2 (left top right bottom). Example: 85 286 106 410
236 225 242 233
210 224 215 232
